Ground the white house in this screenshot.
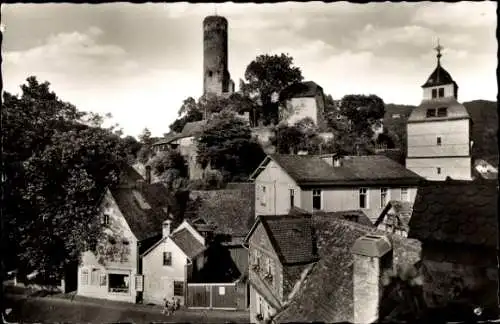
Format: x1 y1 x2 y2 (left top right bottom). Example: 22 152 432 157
77 166 174 303
279 81 326 129
249 154 423 223
141 220 207 306
406 42 473 181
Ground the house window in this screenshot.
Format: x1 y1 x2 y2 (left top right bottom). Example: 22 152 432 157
359 188 368 209
312 190 322 210
219 286 226 295
437 167 442 174
108 273 130 293
431 89 437 98
380 188 389 208
81 269 89 285
173 281 184 296
260 185 267 207
258 295 264 315
426 109 436 117
163 252 172 266
401 188 409 202
437 107 448 117
438 87 444 98
289 189 295 208
437 137 442 146
102 213 110 226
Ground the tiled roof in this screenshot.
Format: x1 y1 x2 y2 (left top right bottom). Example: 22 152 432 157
408 180 498 247
280 81 323 100
421 64 455 88
152 132 179 146
274 217 421 323
170 228 205 259
408 98 470 123
261 154 422 186
111 167 177 241
312 210 374 227
187 189 254 237
259 214 318 265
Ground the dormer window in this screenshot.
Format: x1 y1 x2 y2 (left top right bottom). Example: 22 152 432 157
438 87 444 98
437 107 448 117
426 109 436 118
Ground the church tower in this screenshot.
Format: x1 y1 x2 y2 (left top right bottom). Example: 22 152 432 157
203 15 235 97
406 41 472 181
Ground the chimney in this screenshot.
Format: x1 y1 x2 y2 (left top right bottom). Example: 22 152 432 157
351 234 393 324
145 165 152 184
162 219 172 238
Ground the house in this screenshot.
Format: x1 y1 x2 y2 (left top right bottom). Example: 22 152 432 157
186 186 255 283
250 154 423 223
151 120 208 180
406 42 473 181
77 166 176 303
374 200 413 237
244 213 319 323
141 219 207 306
408 180 498 311
279 81 326 129
272 215 422 324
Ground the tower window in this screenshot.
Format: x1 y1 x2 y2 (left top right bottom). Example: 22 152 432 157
437 107 448 117
437 137 442 146
431 89 437 99
438 87 444 98
208 71 213 77
426 109 436 118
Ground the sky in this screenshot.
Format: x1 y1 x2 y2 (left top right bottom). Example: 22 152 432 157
2 2 497 138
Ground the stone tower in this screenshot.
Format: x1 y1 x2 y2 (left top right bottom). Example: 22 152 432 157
203 15 234 96
406 40 473 181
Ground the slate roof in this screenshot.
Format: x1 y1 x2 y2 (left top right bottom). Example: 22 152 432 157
408 97 470 123
254 154 422 186
247 214 319 266
312 210 374 227
408 180 498 248
187 189 254 237
280 81 323 100
421 64 456 88
110 166 175 242
170 228 205 259
274 217 422 323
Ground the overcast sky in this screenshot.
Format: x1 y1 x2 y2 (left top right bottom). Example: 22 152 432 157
2 2 497 137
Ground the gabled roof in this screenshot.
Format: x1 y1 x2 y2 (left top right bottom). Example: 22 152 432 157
152 132 179 146
274 217 422 323
421 64 456 88
280 81 323 100
408 98 470 123
408 180 498 248
109 167 176 242
170 228 205 259
187 189 254 237
250 154 423 187
245 214 318 266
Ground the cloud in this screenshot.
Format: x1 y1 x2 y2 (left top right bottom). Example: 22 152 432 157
4 27 139 81
412 2 496 27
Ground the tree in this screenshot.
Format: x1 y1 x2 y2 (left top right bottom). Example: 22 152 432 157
2 76 129 281
271 118 323 154
196 110 265 181
242 53 303 125
325 94 386 156
147 150 188 189
169 97 204 133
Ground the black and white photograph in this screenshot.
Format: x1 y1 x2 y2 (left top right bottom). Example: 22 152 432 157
0 1 498 323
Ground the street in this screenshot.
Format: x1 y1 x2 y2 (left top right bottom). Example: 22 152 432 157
3 292 249 323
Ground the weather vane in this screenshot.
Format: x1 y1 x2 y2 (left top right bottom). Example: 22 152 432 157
434 38 443 62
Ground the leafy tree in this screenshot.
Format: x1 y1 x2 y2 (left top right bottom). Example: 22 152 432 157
241 53 303 125
325 94 386 156
147 150 188 189
169 97 204 133
196 110 265 181
271 118 323 154
138 128 153 146
2 76 128 281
